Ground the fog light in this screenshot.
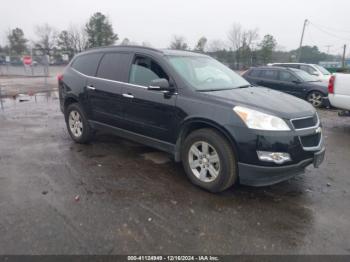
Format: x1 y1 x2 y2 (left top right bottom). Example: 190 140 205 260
257 151 291 164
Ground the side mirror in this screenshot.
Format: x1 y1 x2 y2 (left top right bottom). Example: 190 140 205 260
148 78 172 91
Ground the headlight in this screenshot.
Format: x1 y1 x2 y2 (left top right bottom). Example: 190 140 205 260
233 106 290 131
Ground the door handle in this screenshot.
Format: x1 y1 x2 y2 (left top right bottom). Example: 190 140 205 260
87 85 95 90
122 93 134 98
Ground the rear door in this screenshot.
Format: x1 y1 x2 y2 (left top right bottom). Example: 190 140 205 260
256 69 280 90
121 54 177 142
86 52 133 128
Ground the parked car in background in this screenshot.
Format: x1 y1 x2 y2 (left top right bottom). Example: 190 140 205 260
328 73 350 114
58 46 325 192
242 66 329 108
269 63 332 82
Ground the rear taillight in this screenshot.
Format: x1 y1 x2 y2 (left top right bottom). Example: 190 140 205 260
328 75 335 94
57 74 63 82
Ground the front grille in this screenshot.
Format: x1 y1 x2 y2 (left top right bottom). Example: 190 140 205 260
300 133 321 148
291 114 318 130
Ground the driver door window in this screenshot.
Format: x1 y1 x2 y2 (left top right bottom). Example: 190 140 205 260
129 56 169 87
279 71 298 82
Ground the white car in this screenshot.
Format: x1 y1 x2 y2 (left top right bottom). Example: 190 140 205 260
270 63 332 82
328 73 350 112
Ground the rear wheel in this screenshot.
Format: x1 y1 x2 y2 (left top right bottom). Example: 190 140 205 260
181 128 237 192
65 103 93 143
307 91 324 108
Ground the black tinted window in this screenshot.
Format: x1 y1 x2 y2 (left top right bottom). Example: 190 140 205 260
71 53 102 76
279 71 298 82
129 56 169 86
260 70 278 80
249 69 261 77
97 53 132 82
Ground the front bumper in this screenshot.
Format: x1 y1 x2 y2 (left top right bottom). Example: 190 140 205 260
238 147 325 186
225 113 325 186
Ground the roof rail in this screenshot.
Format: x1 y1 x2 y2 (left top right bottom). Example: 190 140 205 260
85 45 163 53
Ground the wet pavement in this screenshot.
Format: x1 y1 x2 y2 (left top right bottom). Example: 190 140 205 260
0 92 350 254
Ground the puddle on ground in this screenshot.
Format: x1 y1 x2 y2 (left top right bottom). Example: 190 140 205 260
0 90 58 111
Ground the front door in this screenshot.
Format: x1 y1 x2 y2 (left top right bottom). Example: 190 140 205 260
122 55 177 143
277 70 305 98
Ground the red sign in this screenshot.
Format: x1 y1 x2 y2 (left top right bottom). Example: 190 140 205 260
23 56 32 65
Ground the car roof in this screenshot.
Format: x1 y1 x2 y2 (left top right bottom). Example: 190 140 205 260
77 45 208 58
251 66 287 70
250 66 303 73
272 62 311 66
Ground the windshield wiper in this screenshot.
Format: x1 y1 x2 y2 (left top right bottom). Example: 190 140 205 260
236 84 253 88
198 85 253 92
198 88 234 92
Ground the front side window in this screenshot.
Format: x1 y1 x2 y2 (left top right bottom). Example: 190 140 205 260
300 65 318 75
313 64 331 75
71 53 102 76
279 71 298 82
129 56 169 87
167 56 249 91
291 69 318 82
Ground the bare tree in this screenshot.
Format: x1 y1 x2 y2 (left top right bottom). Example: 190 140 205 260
68 24 88 53
169 35 188 50
34 23 58 54
207 39 227 52
227 23 260 68
227 23 243 69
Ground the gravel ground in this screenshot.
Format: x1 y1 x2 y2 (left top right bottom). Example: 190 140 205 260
0 92 349 254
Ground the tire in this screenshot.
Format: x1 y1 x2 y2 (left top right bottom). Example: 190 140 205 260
65 103 93 144
307 91 324 108
181 128 237 193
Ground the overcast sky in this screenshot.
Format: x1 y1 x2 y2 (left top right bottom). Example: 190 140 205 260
1 0 350 55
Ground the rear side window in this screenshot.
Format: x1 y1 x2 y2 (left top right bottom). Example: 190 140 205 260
97 53 132 82
249 69 261 77
260 70 278 80
71 53 102 76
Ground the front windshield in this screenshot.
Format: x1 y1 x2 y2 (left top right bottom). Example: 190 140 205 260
166 55 250 91
292 69 319 82
313 64 331 75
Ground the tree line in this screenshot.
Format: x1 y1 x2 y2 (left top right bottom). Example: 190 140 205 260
0 13 337 68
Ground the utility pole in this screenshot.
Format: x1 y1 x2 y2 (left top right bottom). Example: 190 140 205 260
342 44 347 68
297 19 308 62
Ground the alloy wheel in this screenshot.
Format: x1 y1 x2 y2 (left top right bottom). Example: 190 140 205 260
307 92 323 107
188 141 221 183
68 110 83 138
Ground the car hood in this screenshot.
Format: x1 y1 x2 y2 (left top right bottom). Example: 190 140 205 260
204 87 315 119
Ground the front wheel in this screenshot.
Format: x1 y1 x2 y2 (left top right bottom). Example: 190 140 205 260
307 91 324 108
181 128 238 193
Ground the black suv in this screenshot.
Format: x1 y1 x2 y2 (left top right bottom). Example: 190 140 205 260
242 66 329 108
59 46 325 192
